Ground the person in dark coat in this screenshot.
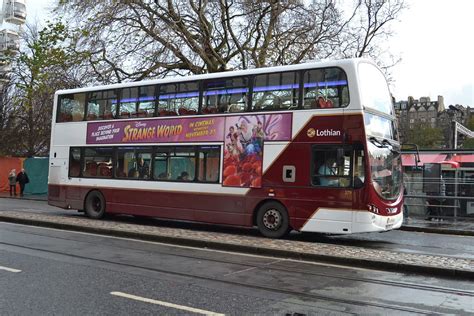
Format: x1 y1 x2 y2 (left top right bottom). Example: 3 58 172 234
128 158 149 179
16 168 29 197
8 169 17 196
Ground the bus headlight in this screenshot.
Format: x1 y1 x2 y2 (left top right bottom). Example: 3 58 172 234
386 207 397 214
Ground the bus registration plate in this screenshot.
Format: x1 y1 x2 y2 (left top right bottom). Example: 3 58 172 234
385 217 395 229
386 217 395 229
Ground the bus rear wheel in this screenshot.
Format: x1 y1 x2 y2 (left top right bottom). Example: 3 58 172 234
256 202 290 238
84 190 106 219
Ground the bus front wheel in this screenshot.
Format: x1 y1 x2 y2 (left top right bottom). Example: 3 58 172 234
256 201 290 238
84 190 106 219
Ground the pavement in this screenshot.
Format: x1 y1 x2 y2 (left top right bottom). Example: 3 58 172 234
0 192 473 279
401 217 474 236
0 192 48 201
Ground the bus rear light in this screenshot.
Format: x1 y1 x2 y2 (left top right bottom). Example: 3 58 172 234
367 204 379 214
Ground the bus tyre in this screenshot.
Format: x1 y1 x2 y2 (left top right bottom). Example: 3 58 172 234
256 202 290 238
84 190 106 219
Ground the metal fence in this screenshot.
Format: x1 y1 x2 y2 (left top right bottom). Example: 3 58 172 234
404 173 474 220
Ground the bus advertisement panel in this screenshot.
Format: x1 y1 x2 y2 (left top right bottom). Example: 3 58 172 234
86 114 291 144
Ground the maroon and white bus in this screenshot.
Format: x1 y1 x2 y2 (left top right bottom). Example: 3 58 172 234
48 58 403 238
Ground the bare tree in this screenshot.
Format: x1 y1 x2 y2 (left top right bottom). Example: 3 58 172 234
335 0 406 80
55 0 405 83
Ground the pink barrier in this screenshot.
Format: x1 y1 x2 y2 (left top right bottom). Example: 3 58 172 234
0 157 24 192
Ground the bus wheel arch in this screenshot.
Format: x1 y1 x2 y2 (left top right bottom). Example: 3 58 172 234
84 190 106 219
254 199 292 238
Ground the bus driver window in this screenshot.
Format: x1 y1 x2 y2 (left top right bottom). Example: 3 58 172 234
318 156 339 186
312 147 353 188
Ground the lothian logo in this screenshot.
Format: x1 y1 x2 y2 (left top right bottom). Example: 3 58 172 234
316 129 341 136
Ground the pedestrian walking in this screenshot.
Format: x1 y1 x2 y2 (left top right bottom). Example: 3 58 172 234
8 169 17 196
16 168 29 197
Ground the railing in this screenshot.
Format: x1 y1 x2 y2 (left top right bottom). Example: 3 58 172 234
404 177 474 221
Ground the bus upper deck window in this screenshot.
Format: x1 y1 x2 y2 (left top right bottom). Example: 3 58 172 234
58 93 86 122
302 68 349 109
203 77 249 114
252 71 299 111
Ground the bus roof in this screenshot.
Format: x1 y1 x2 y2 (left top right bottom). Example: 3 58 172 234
55 58 373 96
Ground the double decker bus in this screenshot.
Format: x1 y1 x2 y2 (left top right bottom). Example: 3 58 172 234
48 58 403 238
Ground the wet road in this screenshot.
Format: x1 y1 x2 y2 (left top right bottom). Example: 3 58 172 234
1 198 473 260
1 222 473 315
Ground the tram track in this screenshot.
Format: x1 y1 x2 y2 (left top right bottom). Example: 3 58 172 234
1 240 450 315
1 224 473 315
1 224 473 299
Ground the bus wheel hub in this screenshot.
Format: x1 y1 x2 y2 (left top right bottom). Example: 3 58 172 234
263 209 281 230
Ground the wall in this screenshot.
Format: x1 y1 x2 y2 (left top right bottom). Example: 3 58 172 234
0 157 23 193
0 157 49 194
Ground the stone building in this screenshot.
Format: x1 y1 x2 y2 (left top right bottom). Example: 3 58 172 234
395 95 471 147
394 96 445 143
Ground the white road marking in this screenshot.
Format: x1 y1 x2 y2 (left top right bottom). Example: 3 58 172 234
0 265 21 273
110 291 225 315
